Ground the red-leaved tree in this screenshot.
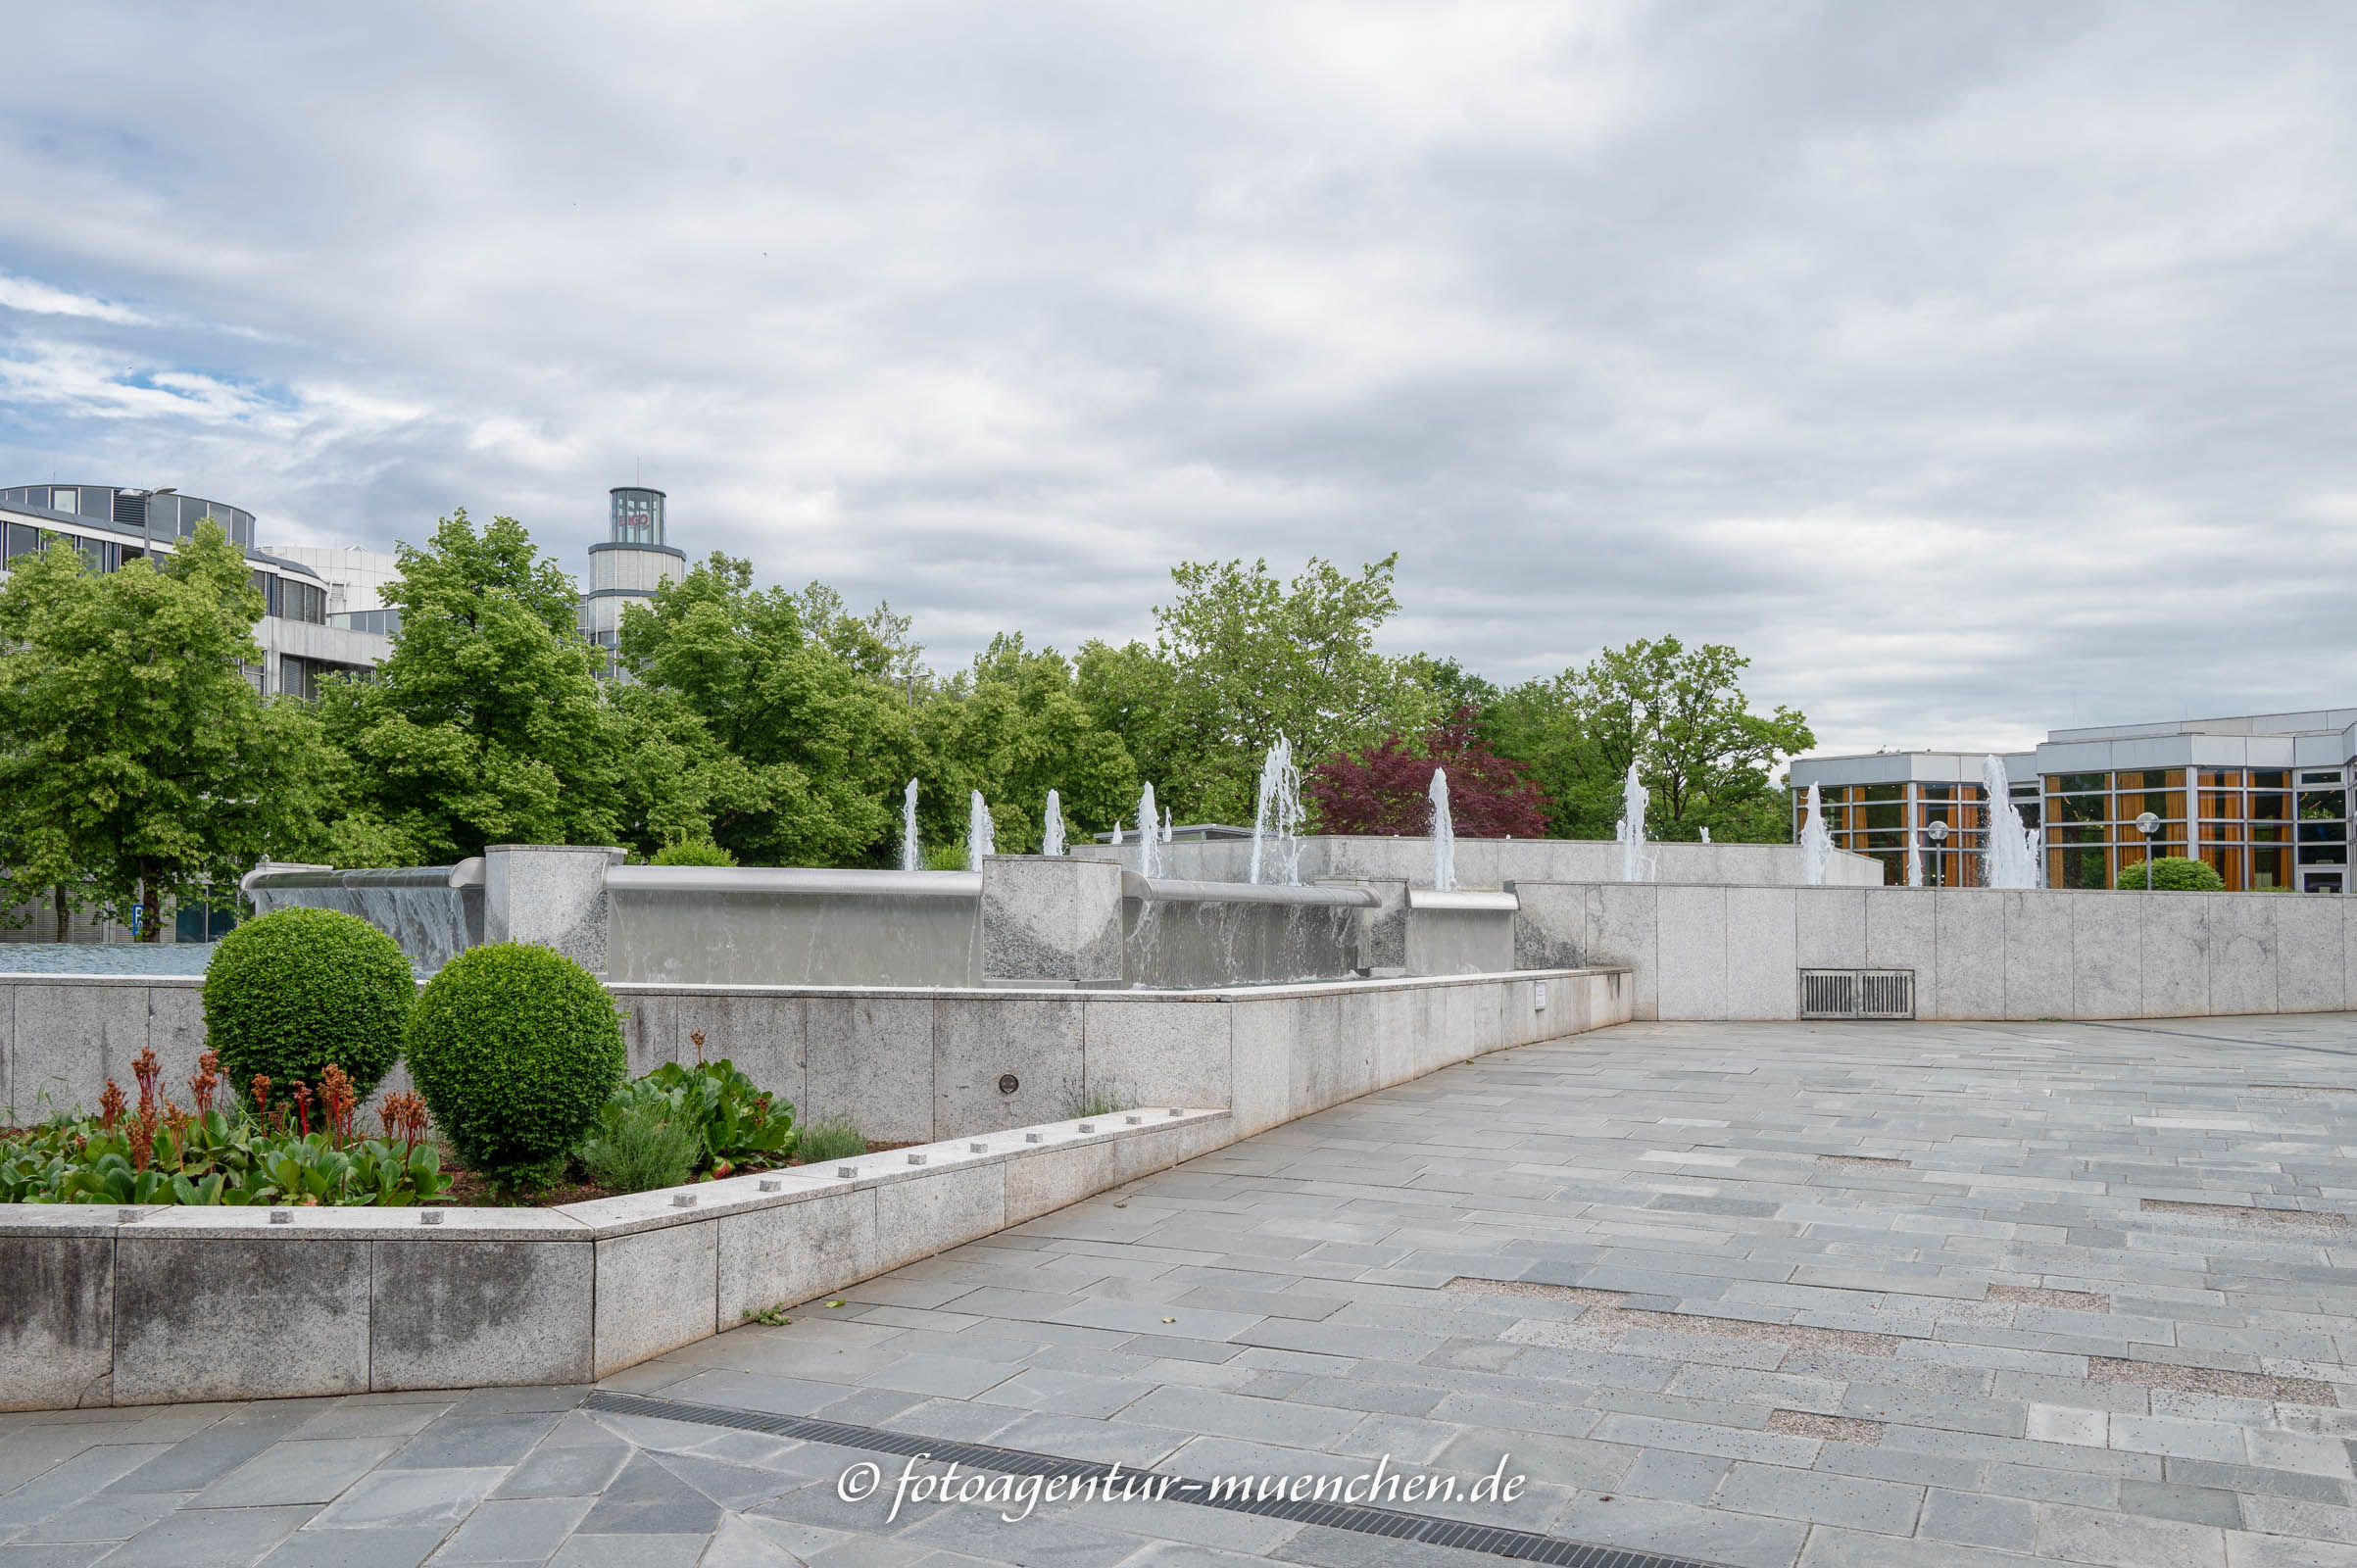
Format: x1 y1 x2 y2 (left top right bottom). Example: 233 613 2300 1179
1307 708 1549 837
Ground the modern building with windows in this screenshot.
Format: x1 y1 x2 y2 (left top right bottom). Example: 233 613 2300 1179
0 483 391 700
1789 708 2355 894
579 486 684 668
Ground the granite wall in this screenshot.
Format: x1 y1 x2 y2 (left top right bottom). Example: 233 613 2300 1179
1517 882 2356 1022
1076 835 1885 888
0 965 1634 1409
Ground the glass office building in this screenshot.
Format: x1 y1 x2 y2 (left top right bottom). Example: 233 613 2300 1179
0 482 388 700
1787 755 2040 889
1789 709 2356 893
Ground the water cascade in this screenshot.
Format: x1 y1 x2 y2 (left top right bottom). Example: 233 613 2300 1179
1799 784 1834 887
1136 783 1161 877
1699 827 1711 845
899 779 920 872
1162 807 1173 846
1428 767 1457 892
1042 790 1065 858
1905 824 1923 888
1248 736 1304 887
1615 763 1656 882
966 791 995 871
1981 755 2039 889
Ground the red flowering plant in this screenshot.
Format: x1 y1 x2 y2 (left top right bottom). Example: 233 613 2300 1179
0 1049 450 1208
1306 706 1549 838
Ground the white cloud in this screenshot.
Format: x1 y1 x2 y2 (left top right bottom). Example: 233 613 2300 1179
0 274 149 325
0 1 2352 754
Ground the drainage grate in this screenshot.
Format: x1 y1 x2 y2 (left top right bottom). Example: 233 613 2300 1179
582 1392 1732 1568
1799 969 1914 1020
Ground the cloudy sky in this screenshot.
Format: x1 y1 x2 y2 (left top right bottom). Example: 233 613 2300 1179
2 2 2351 756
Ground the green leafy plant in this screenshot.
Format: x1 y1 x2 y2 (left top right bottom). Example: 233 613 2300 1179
742 1303 794 1326
404 943 625 1192
796 1111 865 1165
627 1057 797 1175
579 1089 701 1193
923 839 969 872
2117 856 2227 892
652 838 737 866
1062 1085 1129 1120
203 906 415 1106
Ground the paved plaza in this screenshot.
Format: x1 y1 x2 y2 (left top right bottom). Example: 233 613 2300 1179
4 1013 2356 1568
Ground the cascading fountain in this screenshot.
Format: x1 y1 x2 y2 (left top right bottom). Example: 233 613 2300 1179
1428 767 1457 892
899 778 920 872
1799 783 1834 887
1135 783 1161 877
1905 824 1923 888
1248 736 1304 887
966 791 995 871
1981 755 2039 889
1042 790 1065 857
1162 807 1173 846
1698 827 1710 845
1615 763 1656 882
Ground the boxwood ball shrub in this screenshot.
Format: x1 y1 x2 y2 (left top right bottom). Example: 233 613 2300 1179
2118 856 2226 892
203 906 414 1106
404 943 626 1189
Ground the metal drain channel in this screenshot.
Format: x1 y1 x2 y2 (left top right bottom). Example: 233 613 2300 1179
584 1391 1729 1568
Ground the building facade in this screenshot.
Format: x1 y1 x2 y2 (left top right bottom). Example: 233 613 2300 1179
1789 709 2355 894
579 486 685 667
0 483 391 699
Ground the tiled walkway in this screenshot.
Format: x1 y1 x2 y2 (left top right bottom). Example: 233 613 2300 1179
4 1014 2355 1567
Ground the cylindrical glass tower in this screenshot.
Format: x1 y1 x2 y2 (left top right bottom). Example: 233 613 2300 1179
582 486 685 662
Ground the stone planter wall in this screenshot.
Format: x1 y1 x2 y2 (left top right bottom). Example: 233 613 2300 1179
0 967 1633 1409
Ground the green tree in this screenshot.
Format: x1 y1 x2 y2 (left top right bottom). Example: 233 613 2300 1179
1081 556 1432 825
316 510 629 863
615 554 912 865
1489 636 1813 842
0 524 329 939
916 635 1138 851
1402 654 1500 733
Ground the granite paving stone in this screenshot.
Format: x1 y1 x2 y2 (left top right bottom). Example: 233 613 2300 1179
21 1013 2357 1568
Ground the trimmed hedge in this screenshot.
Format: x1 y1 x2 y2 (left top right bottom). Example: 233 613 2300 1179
652 838 737 866
2118 856 2226 892
202 906 413 1106
403 943 625 1189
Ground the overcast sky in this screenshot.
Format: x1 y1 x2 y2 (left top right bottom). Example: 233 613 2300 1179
2 2 2351 756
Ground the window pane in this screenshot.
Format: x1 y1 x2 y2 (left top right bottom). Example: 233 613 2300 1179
2252 770 2289 789
2251 848 2291 888
2297 791 2344 820
2055 795 2108 823
2055 772 2106 793
2059 848 2109 888
2252 793 2290 820
2299 770 2341 785
2298 845 2348 864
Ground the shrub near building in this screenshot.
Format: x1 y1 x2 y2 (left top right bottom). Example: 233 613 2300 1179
2117 856 2228 892
403 942 626 1191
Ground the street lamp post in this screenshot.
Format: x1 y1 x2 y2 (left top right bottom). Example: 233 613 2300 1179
2135 809 2161 889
